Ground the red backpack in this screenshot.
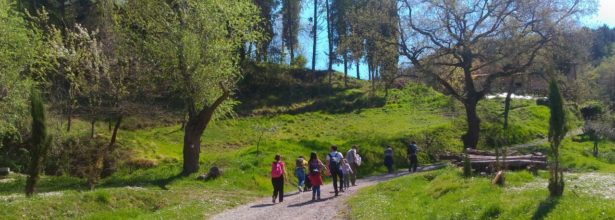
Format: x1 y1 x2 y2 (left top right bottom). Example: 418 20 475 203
271 161 284 178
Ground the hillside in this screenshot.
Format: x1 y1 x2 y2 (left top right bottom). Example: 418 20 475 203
0 68 578 219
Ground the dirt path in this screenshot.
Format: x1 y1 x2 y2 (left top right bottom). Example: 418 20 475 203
210 164 445 220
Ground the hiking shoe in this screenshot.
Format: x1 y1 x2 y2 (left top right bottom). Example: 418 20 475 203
297 186 302 192
272 196 276 203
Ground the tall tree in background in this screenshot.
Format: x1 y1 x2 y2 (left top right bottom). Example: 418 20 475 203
122 0 262 175
254 0 276 61
398 0 594 149
282 0 301 62
547 79 567 197
325 0 334 75
331 0 351 85
311 0 318 79
347 0 399 92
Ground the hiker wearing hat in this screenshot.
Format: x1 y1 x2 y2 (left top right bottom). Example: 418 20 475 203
307 152 327 201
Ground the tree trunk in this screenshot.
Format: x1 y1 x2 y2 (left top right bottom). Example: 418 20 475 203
343 55 348 87
25 159 41 197
287 0 295 62
101 116 122 178
311 0 318 81
325 0 333 72
463 99 480 149
593 139 599 157
503 78 515 129
368 63 372 81
90 119 96 138
108 116 122 152
66 103 72 132
356 61 360 80
239 43 246 64
182 119 202 175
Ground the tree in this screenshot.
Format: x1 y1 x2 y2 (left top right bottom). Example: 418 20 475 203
331 0 351 85
584 120 614 157
398 0 594 149
282 0 301 62
0 1 51 173
26 87 51 197
346 0 399 92
0 0 37 150
325 0 334 75
547 79 567 197
311 0 319 80
253 0 277 62
121 0 262 175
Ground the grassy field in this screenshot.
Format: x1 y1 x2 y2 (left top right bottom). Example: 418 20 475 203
0 76 584 219
347 138 615 220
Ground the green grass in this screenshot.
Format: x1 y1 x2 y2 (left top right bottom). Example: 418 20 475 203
347 168 615 220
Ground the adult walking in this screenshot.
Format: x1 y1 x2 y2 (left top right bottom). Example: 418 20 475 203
345 145 360 186
307 152 327 201
384 146 394 174
326 145 344 196
271 154 287 203
407 141 419 173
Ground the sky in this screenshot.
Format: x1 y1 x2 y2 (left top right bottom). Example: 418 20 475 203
585 0 615 27
293 0 615 79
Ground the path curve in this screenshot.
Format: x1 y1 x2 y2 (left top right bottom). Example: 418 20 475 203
210 164 445 220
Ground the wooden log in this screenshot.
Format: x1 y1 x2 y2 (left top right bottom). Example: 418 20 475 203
469 159 547 169
468 154 546 161
465 148 519 156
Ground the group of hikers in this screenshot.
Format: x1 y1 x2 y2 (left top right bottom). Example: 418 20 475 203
270 141 420 203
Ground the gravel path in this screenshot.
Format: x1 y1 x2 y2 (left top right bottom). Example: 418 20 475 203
210 164 446 220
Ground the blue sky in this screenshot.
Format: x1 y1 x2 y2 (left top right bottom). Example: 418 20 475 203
292 0 615 79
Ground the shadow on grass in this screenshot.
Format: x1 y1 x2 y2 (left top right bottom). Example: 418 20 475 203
532 197 560 220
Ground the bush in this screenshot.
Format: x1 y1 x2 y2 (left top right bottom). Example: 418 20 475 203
291 55 307 68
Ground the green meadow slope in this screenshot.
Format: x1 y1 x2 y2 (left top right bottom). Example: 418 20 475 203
0 67 580 219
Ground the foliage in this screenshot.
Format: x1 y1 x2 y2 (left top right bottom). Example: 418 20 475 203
0 1 38 155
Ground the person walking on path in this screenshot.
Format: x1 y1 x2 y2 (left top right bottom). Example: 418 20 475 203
407 141 419 173
326 145 345 196
341 159 353 190
271 154 287 203
295 156 308 192
345 145 360 186
307 152 327 201
384 146 394 174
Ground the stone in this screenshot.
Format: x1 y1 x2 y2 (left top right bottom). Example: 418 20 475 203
197 166 221 181
0 167 10 176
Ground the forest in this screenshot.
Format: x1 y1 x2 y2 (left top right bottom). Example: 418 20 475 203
1 0 615 219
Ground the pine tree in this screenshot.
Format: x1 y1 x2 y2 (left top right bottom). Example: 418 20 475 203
282 0 301 62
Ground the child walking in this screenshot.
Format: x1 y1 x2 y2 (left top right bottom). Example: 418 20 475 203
341 159 353 190
295 156 307 192
307 152 327 201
